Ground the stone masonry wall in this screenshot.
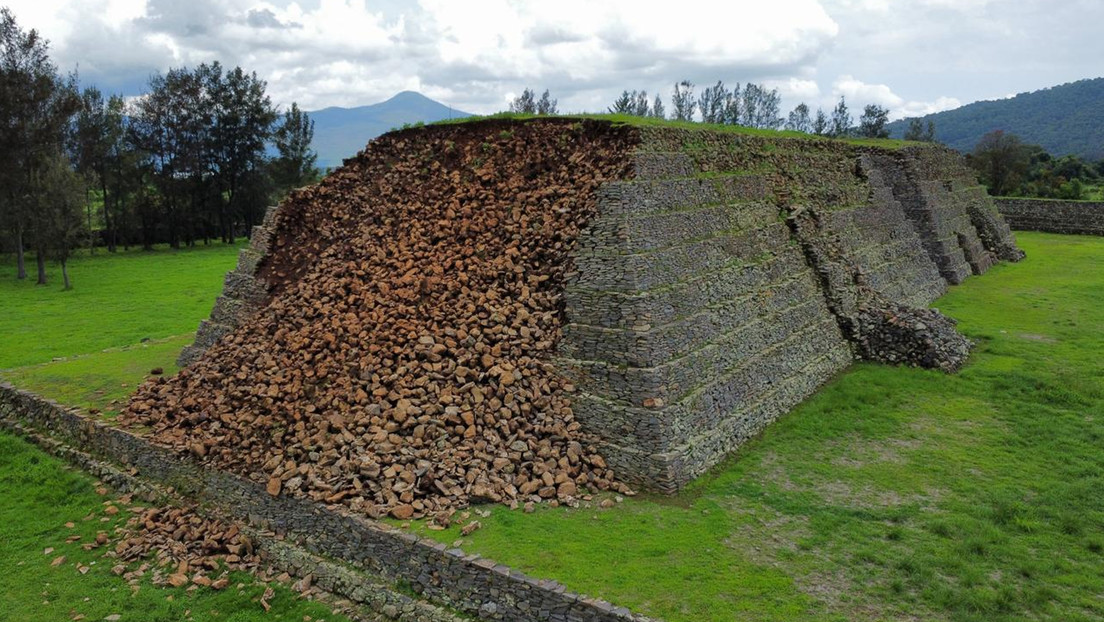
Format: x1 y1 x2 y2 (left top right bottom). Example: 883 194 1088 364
177 205 280 367
995 198 1104 235
556 129 1022 493
0 383 656 622
557 150 852 491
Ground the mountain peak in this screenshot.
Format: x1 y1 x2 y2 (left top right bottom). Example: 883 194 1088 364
386 90 434 103
308 92 475 168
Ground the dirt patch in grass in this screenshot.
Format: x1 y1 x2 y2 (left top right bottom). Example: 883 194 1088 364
825 434 922 468
758 451 942 510
1016 333 1058 343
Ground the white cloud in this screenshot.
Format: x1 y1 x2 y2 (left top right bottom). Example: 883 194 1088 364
767 78 822 102
3 0 1102 121
2 0 845 112
831 75 959 120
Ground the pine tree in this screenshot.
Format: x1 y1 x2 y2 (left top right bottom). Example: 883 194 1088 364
698 81 728 124
786 103 812 133
671 81 696 121
272 102 319 198
829 97 852 137
0 8 80 280
812 108 829 135
536 89 558 115
609 90 634 114
509 88 536 114
632 90 649 116
650 94 665 119
858 104 890 138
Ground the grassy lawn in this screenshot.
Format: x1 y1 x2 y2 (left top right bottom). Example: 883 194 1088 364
0 244 240 413
0 244 348 621
1 336 190 418
0 432 354 622
404 232 1104 622
0 243 241 370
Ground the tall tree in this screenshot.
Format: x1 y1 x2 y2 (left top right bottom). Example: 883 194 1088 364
0 9 77 279
632 90 649 116
72 86 130 251
723 83 741 125
0 8 79 281
103 94 139 249
969 130 1031 196
33 150 86 289
671 80 695 122
904 118 937 142
741 83 782 129
858 104 890 138
610 90 651 116
131 67 200 248
829 96 852 137
609 90 634 114
508 88 536 114
209 64 277 241
741 83 759 127
535 89 557 115
271 102 319 198
786 103 812 133
698 81 728 124
650 93 665 119
812 108 829 135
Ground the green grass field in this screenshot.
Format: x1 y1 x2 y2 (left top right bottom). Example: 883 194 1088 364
0 244 241 414
0 245 357 622
0 243 242 370
1 233 1101 622
0 432 355 622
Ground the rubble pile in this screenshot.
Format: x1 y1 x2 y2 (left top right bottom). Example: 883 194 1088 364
122 120 638 520
111 505 260 589
854 302 973 373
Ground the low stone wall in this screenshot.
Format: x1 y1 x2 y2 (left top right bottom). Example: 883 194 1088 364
995 198 1104 235
0 383 655 622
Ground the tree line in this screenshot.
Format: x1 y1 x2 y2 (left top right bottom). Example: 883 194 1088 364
967 129 1104 200
0 8 319 288
511 79 937 141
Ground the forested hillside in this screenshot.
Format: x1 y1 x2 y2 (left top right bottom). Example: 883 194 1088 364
888 78 1104 158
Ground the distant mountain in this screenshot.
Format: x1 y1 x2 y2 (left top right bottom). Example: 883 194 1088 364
887 78 1104 159
307 91 475 169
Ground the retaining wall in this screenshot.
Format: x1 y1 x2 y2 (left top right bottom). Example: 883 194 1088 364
0 383 655 622
995 198 1104 235
557 130 1022 492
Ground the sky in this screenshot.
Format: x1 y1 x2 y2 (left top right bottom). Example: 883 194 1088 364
4 0 1103 119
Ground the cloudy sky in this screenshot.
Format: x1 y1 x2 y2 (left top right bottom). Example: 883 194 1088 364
5 0 1102 119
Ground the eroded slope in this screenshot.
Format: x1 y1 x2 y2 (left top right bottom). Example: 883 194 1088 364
124 120 639 520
